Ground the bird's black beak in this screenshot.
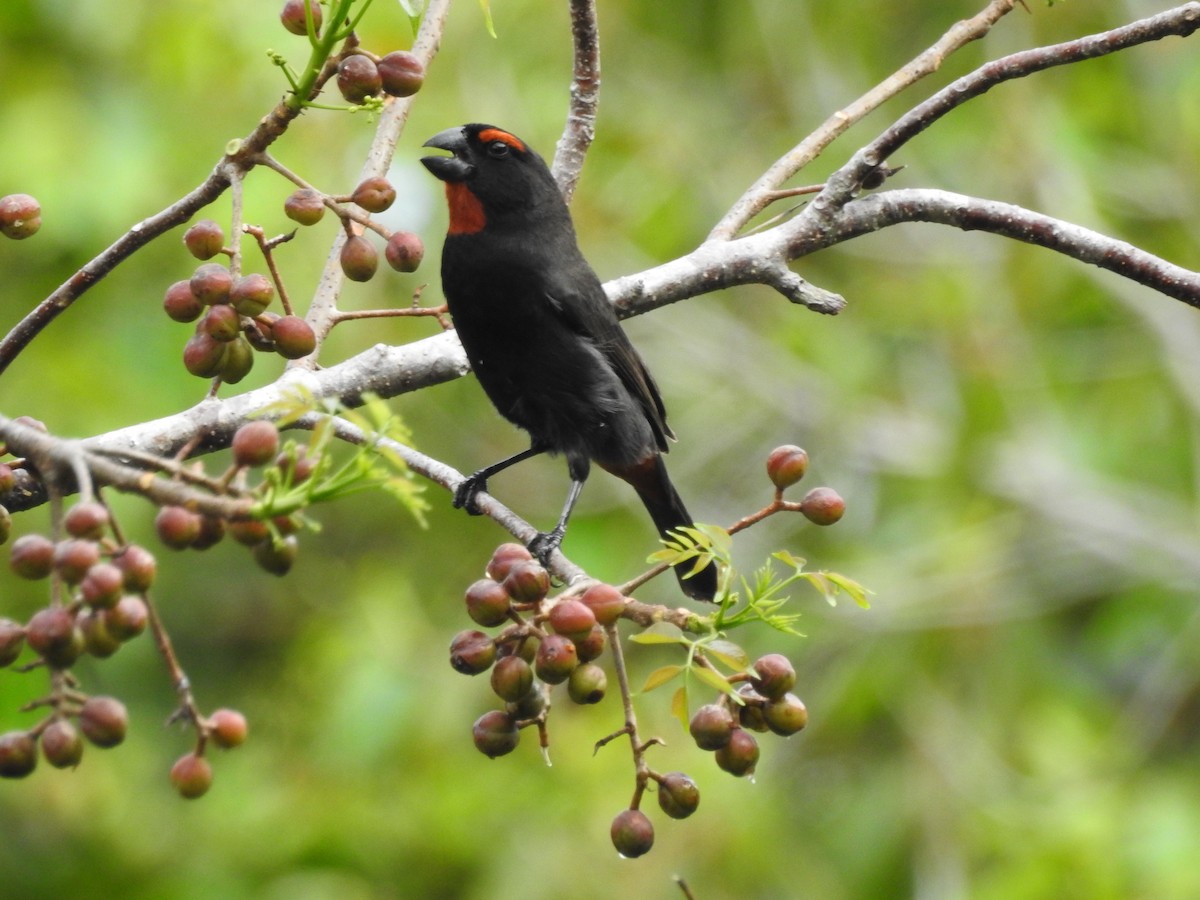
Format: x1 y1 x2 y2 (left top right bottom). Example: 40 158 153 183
421 128 474 183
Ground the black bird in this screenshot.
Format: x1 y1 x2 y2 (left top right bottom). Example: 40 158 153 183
421 123 717 601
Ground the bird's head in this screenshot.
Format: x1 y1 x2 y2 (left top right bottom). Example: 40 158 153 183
421 124 560 233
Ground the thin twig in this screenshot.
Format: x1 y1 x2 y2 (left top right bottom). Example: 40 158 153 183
552 0 601 203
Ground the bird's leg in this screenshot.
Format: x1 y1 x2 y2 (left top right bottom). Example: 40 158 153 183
528 460 589 564
454 444 546 514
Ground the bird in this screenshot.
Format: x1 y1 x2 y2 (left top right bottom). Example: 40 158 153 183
421 123 718 602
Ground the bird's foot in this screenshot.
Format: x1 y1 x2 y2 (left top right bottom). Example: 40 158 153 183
527 527 566 565
453 473 489 515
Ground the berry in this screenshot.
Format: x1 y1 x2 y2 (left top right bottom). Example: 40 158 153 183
190 516 227 551
113 544 157 592
272 315 316 359
472 710 519 758
103 595 149 641
53 538 101 583
567 662 607 704
800 487 845 525
656 772 700 820
218 336 255 384
340 234 379 282
79 696 128 748
0 463 13 493
209 709 248 749
182 331 227 378
377 51 425 97
351 177 396 213
170 752 213 799
80 611 121 658
252 535 298 576
534 634 578 685
506 681 548 720
486 543 533 581
163 280 204 323
490 655 534 703
749 653 796 701
80 562 124 609
230 273 274 317
502 560 549 603
465 578 511 627
573 624 606 663
155 505 202 550
63 501 110 539
548 598 597 642
0 193 41 240
189 262 233 305
183 219 225 260
689 703 735 751
610 809 654 858
202 303 241 342
714 728 760 777
280 0 322 35
284 189 326 225
10 533 55 579
763 693 808 736
41 719 84 769
736 685 770 733
384 231 424 273
26 607 83 669
232 420 280 468
579 583 625 627
449 629 496 675
0 617 25 667
766 444 809 490
229 519 270 546
336 55 382 104
0 731 37 778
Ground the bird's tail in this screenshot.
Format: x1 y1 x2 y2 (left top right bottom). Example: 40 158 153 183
606 455 719 602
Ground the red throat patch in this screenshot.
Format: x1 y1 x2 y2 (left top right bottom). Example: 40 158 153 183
446 182 485 235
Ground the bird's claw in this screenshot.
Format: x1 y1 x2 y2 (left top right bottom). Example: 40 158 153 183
453 475 488 515
527 528 565 565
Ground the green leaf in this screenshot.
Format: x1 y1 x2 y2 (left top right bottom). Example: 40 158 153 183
642 664 683 693
705 639 749 672
670 686 690 732
824 571 873 609
690 664 737 699
629 625 684 646
772 549 807 571
478 0 497 37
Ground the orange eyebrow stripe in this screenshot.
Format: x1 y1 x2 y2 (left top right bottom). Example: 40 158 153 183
477 128 526 153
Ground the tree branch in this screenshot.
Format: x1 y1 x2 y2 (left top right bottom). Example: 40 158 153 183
552 0 601 203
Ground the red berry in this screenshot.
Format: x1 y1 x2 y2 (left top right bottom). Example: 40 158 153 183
749 653 796 701
230 273 274 317
548 598 596 642
182 331 227 378
766 444 809 490
0 731 37 778
0 618 25 667
714 727 760 777
486 543 533 581
164 280 204 323
10 533 55 579
763 693 808 736
201 303 241 342
490 655 534 703
534 634 578 685
610 809 654 858
351 177 396 214
112 544 157 592
336 55 382 104
189 262 233 305
41 719 84 769
209 709 248 749
449 629 496 675
63 501 110 539
156 505 202 550
472 710 519 758
0 193 41 240
284 188 326 225
272 315 316 359
280 0 322 36
103 595 149 641
80 562 124 609
656 772 700 820
183 219 225 260
384 231 424 273
502 560 550 603
465 578 511 627
79 696 128 748
377 51 425 97
232 421 280 468
800 487 845 525
579 583 625 627
340 234 379 282
170 752 213 799
689 703 734 751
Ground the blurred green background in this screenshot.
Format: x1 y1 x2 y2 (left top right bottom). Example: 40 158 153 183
2 1 1200 897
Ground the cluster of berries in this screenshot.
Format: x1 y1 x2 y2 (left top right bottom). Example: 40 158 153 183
165 219 315 383
152 420 310 577
448 543 624 759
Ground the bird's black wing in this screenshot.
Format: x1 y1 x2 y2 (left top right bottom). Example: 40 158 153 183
542 260 674 452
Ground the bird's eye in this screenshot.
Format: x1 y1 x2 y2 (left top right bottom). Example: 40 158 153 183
486 140 511 159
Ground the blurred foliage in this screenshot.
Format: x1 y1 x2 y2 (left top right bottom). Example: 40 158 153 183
2 0 1200 897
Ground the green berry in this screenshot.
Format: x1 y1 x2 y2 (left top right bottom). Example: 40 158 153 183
567 662 607 704
763 693 808 736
